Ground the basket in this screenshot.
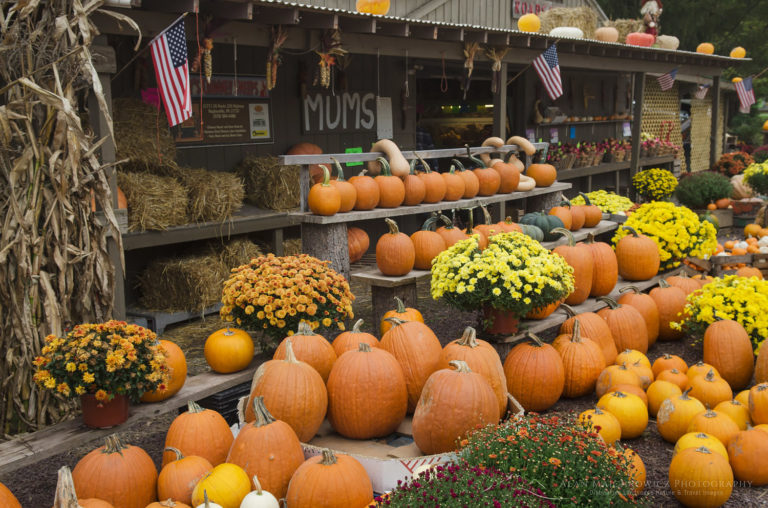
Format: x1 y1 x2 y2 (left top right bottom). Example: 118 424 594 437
552 153 577 171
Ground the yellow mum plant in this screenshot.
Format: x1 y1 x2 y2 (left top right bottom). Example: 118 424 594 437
33 320 169 403
430 232 574 318
570 190 634 214
220 254 355 349
632 167 678 201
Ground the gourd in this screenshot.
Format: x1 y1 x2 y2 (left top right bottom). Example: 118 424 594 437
687 409 739 447
652 353 688 376
526 163 557 187
649 280 687 341
239 475 279 508
366 139 409 177
675 432 729 460
328 158 357 212
441 162 466 201
307 164 341 216
503 332 564 412
376 218 415 276
158 447 213 506
452 159 480 198
559 304 617 366
332 319 379 357
595 363 642 398
348 169 380 210
647 380 682 418
141 340 188 402
615 226 660 281
414 157 446 203
412 361 500 455
713 400 751 430
669 447 733 507
505 135 537 156
596 297 649 354
617 286 659 346
657 389 707 443
578 192 603 227
347 226 370 263
594 26 619 43
373 157 405 208
703 319 755 390
286 142 324 184
549 26 584 39
163 401 233 467
72 434 158 508
204 328 254 374
244 339 328 442
552 227 593 305
327 343 408 439
519 211 564 241
226 397 305 500
696 42 715 54
657 368 689 390
380 296 424 335
597 391 648 439
435 214 469 247
191 463 251 508
552 320 605 397
578 407 621 445
626 32 655 47
727 429 768 485
402 159 426 206
273 322 336 382
285 449 373 508
465 147 501 196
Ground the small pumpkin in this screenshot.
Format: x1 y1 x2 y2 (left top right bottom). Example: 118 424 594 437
307 164 341 216
163 401 233 467
615 349 650 369
494 215 523 234
647 379 682 418
596 297 649 354
607 383 648 406
487 157 520 193
656 368 689 391
287 142 324 184
727 429 768 486
713 399 751 430
595 363 642 398
273 322 337 383
329 157 357 212
649 280 687 341
696 42 715 54
285 449 373 508
687 409 740 447
0 482 21 508
158 447 213 506
204 328 254 374
703 319 755 390
617 286 659 346
736 389 750 407
559 304 617 365
578 407 621 445
402 159 426 206
519 211 565 241
750 383 768 424
596 390 648 439
380 296 424 336
141 340 187 402
373 157 405 208
688 361 720 384
376 218 415 276
466 148 501 196
347 226 370 264
674 432 729 460
414 157 446 204
526 163 557 187
548 205 573 230
239 475 279 508
410 215 446 271
688 369 733 410
665 272 702 297
332 319 379 357
669 447 733 507
441 162 466 201
652 353 688 377
474 205 503 240
452 159 480 198
552 319 605 398
191 463 251 508
435 214 469 248
348 169 380 210
503 332 564 412
657 388 707 443
594 26 619 43
585 234 618 298
627 360 654 390
624 448 646 495
615 226 660 281
552 227 594 305
578 192 603 227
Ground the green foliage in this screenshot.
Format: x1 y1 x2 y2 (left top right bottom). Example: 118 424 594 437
675 171 734 209
753 145 768 163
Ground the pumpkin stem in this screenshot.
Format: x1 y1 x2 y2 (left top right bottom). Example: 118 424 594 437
383 316 407 328
466 208 476 234
593 407 605 415
560 303 577 318
503 151 518 163
550 227 575 246
357 342 373 353
297 321 315 336
681 387 693 399
571 319 582 343
187 400 205 414
52 466 79 508
252 396 276 428
619 285 641 294
694 446 713 455
284 339 299 364
457 327 479 348
585 233 596 244
438 214 455 229
524 331 545 347
659 279 671 288
320 449 338 465
376 156 393 177
351 319 364 333
450 158 466 172
102 433 128 454
703 409 717 418
330 157 346 182
705 369 716 382
480 204 492 225
621 225 640 237
317 164 332 186
465 144 486 168
597 296 620 310
579 192 593 206
164 447 184 461
422 213 439 231
204 490 211 508
449 360 471 373
394 296 407 314
252 475 264 495
559 199 572 209
384 217 401 235
414 152 431 173
409 158 420 175
611 390 628 398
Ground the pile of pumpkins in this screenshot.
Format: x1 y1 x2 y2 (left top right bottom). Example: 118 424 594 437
307 136 558 217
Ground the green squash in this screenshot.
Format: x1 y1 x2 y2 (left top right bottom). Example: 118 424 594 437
520 212 565 241
699 211 720 232
520 224 545 242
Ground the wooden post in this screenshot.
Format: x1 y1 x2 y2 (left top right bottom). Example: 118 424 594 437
629 71 645 201
302 223 350 280
710 75 721 169
493 62 508 139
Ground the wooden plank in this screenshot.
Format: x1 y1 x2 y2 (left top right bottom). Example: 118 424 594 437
338 16 376 34
376 21 409 37
91 45 117 74
628 71 645 201
408 24 438 39
0 354 269 477
540 221 619 250
639 155 676 166
487 32 509 46
352 268 431 288
140 0 198 12
251 5 300 24
299 11 339 30
200 0 252 19
493 61 507 139
556 161 631 181
463 30 487 43
438 27 464 41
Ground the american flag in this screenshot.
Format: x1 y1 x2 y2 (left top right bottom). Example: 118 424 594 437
657 68 677 91
735 76 756 112
694 84 711 100
150 17 191 127
532 44 563 100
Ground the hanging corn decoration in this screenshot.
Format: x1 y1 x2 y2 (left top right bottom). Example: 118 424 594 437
266 25 288 90
462 42 480 99
483 46 509 94
202 38 213 84
314 29 347 89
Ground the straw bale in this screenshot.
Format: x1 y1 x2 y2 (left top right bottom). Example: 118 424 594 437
138 253 228 312
217 237 264 270
539 7 598 37
176 168 245 222
237 155 300 211
113 98 178 173
602 19 645 43
283 238 302 256
117 171 189 231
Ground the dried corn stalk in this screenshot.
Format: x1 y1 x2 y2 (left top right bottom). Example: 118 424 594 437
0 0 137 435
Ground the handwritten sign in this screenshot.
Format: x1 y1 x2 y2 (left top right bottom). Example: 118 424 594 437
302 91 376 133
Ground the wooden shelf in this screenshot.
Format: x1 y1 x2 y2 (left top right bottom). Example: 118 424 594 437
556 161 631 181
535 118 632 128
540 220 619 249
640 155 677 166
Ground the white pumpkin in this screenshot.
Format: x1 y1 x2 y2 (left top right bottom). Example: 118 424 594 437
734 241 749 250
197 491 224 508
655 35 680 50
549 27 584 39
594 26 619 43
240 476 279 508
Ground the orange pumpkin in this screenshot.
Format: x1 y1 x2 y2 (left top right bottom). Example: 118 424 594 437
435 214 469 248
596 297 649 354
728 429 768 486
652 353 688 377
402 160 426 206
0 482 21 508
578 192 603 227
736 266 763 279
716 198 731 209
559 304 617 366
374 157 405 208
649 280 687 341
617 286 659 346
503 332 564 412
157 447 212 506
380 297 424 335
453 159 480 198
552 320 605 397
489 159 520 193
285 449 373 508
273 322 337 382
552 228 593 305
415 158 446 203
441 163 466 201
548 206 573 230
703 319 755 390
204 328 254 374
141 340 187 402
656 368 689 390
348 170 380 210
348 226 370 264
307 165 341 216
287 142 325 184
163 401 233 467
411 216 447 270
615 226 660 281
329 157 357 212
332 319 380 357
526 163 557 187
376 218 415 276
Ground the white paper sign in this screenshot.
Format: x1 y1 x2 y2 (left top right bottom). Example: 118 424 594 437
249 103 270 139
376 97 393 139
526 128 536 142
550 128 559 143
622 122 631 137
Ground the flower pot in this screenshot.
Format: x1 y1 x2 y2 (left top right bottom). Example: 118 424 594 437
482 307 520 335
525 300 563 320
80 393 129 429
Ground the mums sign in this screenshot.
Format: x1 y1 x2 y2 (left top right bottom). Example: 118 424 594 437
302 91 376 133
511 1 555 18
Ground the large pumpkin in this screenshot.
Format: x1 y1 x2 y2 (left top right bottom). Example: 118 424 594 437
727 429 768 485
285 450 373 508
438 326 508 417
273 322 337 383
380 296 424 336
347 227 370 263
379 317 442 412
548 204 573 230
559 304 617 366
0 482 21 508
585 234 618 297
162 401 234 467
376 218 415 276
649 280 687 341
617 286 659 346
615 226 660 281
703 319 755 390
141 339 187 402
503 332 564 411
191 463 251 508
411 216 447 270
552 228 593 305
204 328 254 374
72 434 158 508
227 397 305 500
244 339 328 442
669 447 733 507
552 320 605 397
687 409 739 447
332 319 380 357
327 343 408 439
657 389 707 443
596 297 649 354
688 369 733 410
287 142 324 184
412 361 500 455
757 344 768 384
665 272 702 297
158 447 213 506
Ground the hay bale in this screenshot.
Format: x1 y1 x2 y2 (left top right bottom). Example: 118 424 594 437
138 253 228 312
177 168 245 222
218 237 264 270
237 155 300 211
602 19 645 43
283 238 302 256
539 6 598 37
118 171 189 231
113 98 178 173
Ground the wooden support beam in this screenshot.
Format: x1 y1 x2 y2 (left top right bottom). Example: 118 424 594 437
299 11 338 30
493 61 508 139
251 5 299 25
437 27 463 41
338 16 376 34
376 21 409 37
140 0 198 12
200 1 252 20
710 75 721 169
486 32 509 46
629 71 645 201
409 24 437 39
463 30 487 43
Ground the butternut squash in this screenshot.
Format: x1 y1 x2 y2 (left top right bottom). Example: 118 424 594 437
366 139 410 178
506 136 536 156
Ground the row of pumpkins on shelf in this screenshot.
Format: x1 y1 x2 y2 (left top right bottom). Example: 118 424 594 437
307 136 558 216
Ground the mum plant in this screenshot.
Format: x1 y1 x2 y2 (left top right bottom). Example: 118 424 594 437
612 202 717 271
570 190 634 214
632 167 678 201
743 162 768 196
430 232 574 318
675 171 734 209
712 151 754 176
33 320 169 403
220 253 355 350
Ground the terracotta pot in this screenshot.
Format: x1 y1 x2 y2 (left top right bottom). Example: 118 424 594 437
80 394 129 429
525 300 563 320
483 307 520 335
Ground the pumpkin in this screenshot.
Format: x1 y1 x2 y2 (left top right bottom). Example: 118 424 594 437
349 170 380 210
736 389 750 407
688 409 739 447
730 46 747 58
696 42 715 54
649 280 687 341
474 205 502 240
703 319 755 390
307 164 341 216
652 354 688 377
332 319 379 357
494 216 523 234
626 32 655 47
380 296 424 336
517 13 540 32
551 228 593 305
488 158 520 193
158 447 213 506
503 332 564 412
439 162 465 201
688 369 733 410
559 304 617 365
526 299 564 319
607 383 648 406
410 217 446 271
596 297 649 354
195 492 222 508
548 205 572 230
141 340 187 402
327 343 408 439
578 407 621 445
415 158 446 203
627 360 654 390
0 482 21 508
656 368 689 390
380 317 442 413
435 214 469 248
80 500 115 508
647 380 682 417
244 339 328 442
688 361 720 384
347 226 370 263
402 160 426 206
463 211 488 250
615 226 660 281
552 320 605 398
665 272 702 296
519 224 544 241
239 475 279 508
373 157 405 208
657 389 707 443
736 266 763 279
287 143 324 184
526 163 557 187
565 201 586 231
550 26 584 38
615 349 650 369
584 235 618 297
617 287 659 346
597 391 648 439
714 400 751 430
728 429 768 485
595 363 642 398
452 159 480 198
669 446 733 507
204 328 254 374
594 26 619 42
412 361 500 455
329 158 356 212
285 449 373 508
163 401 233 467
577 193 603 227
438 326 508 416
750 383 768 424
519 211 565 241
466 151 501 196
273 322 337 383
376 218 415 276
757 424 768 433
757 343 768 383
191 463 251 508
227 397 305 500
73 434 158 508
675 432 729 460
624 448 646 494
